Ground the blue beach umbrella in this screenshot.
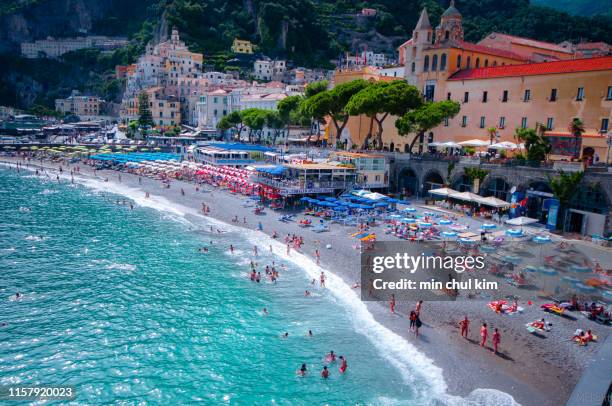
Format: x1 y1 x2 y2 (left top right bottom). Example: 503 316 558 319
374 202 389 207
418 222 433 228
299 197 311 202
333 205 348 211
324 197 337 202
502 255 522 264
441 231 457 238
561 275 580 284
481 223 497 230
439 219 453 225
524 266 539 273
401 218 417 224
602 290 612 302
506 229 523 237
536 267 558 276
573 282 596 293
459 238 476 244
569 265 592 274
403 207 417 213
533 235 552 244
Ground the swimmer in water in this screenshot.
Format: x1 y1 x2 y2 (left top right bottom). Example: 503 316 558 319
304 290 311 296
229 245 234 254
326 350 336 362
308 330 313 337
281 332 289 339
321 366 330 379
297 363 307 376
262 307 268 315
339 356 347 373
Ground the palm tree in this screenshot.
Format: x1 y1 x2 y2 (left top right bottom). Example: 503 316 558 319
487 127 497 145
568 118 585 159
548 170 584 230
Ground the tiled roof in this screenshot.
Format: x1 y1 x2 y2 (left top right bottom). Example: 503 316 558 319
480 33 573 54
431 41 527 61
448 56 612 80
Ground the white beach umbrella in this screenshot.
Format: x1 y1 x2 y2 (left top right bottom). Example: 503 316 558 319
458 139 489 147
428 187 459 197
478 196 511 208
505 216 539 226
489 141 518 150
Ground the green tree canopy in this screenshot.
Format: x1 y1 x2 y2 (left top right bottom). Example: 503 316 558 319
395 100 461 153
241 108 268 142
301 79 371 144
345 80 422 149
515 127 551 162
304 80 328 98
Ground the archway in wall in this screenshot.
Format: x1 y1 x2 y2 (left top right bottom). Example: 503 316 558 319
582 146 595 160
524 181 554 223
566 183 609 234
389 142 395 152
423 170 445 194
452 174 472 192
483 177 512 201
398 168 419 198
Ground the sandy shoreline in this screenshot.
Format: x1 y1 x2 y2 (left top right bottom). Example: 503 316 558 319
2 156 610 406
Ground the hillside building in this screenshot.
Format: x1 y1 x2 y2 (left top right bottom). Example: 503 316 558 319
55 90 102 117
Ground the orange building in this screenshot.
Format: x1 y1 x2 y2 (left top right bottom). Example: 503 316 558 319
333 1 612 159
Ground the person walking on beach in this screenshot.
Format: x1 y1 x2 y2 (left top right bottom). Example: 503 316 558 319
315 249 320 265
409 311 417 331
480 323 488 347
415 300 423 316
459 316 470 338
320 271 326 288
414 313 422 337
492 328 500 353
253 245 258 256
390 294 396 314
229 244 234 254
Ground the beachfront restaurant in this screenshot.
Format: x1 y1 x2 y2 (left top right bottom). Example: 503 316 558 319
329 151 389 190
255 162 356 197
193 143 274 167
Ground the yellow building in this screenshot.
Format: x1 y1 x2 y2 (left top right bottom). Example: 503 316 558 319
231 39 254 54
120 87 181 128
334 1 612 158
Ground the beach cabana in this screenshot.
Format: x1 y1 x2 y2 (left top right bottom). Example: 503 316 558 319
428 187 458 198
478 196 511 208
458 139 489 147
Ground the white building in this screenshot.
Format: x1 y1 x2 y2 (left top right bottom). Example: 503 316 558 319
361 51 388 67
21 36 128 58
254 59 287 81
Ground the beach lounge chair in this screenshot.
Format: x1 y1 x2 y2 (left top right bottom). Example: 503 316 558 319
541 303 565 316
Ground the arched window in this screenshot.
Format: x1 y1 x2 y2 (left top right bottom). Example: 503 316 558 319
466 56 471 69
440 53 447 71
484 59 489 67
432 54 438 71
423 55 430 72
456 55 462 68
411 62 415 72
445 31 450 40
475 58 480 68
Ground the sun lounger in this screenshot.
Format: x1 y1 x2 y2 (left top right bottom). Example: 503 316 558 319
541 303 565 316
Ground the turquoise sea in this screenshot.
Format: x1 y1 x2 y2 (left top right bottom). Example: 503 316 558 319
0 167 449 404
